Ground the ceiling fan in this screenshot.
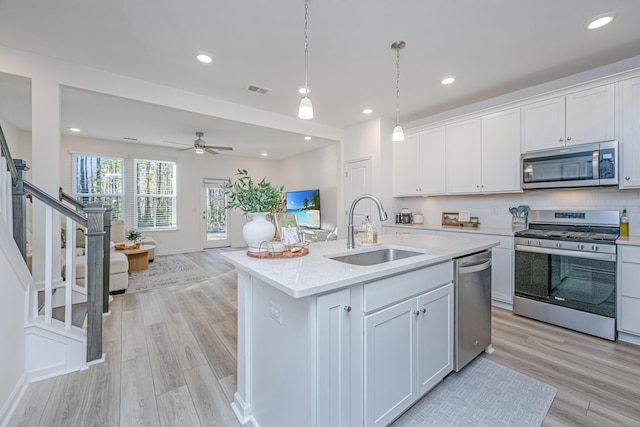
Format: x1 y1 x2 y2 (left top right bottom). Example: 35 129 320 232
174 132 233 155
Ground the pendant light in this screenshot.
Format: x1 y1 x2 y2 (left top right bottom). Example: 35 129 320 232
298 0 314 119
391 41 406 141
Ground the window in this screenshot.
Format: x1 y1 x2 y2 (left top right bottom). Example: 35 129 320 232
135 159 176 229
72 154 124 220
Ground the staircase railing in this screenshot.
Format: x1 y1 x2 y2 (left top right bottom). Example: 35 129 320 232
1 124 106 364
59 187 112 315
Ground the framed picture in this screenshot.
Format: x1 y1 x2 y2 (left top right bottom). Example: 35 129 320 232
442 212 459 225
275 212 301 246
458 211 470 222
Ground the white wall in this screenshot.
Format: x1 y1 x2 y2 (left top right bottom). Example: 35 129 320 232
61 135 281 252
279 143 340 231
0 219 28 424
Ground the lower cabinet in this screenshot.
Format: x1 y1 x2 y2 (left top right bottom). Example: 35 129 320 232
364 283 453 427
317 288 352 426
618 246 640 338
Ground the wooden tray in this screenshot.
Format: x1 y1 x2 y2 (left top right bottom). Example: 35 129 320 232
442 221 480 228
247 247 309 259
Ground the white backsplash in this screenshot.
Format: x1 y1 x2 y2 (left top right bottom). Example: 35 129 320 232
392 188 640 235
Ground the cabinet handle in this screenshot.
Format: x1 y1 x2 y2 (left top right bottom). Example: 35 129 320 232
421 308 426 314
559 138 564 142
414 310 420 316
343 305 351 312
626 176 631 181
567 136 571 141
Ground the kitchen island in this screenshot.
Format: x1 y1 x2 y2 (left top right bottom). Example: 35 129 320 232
222 233 499 427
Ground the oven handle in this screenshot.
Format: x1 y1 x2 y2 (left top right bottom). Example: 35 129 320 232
515 245 616 261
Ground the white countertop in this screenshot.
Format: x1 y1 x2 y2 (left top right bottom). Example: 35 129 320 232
616 236 640 246
383 223 515 237
221 233 499 298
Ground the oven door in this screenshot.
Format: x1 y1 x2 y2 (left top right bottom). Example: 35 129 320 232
514 245 616 318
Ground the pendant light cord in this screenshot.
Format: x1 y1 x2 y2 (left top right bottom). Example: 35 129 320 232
304 0 309 93
395 47 400 124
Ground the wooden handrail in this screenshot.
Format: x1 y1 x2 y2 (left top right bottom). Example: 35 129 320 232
24 181 87 226
0 124 18 185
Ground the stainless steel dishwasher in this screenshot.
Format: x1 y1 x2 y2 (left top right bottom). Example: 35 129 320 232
454 250 493 372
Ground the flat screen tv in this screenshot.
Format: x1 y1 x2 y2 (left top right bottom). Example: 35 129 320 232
286 189 321 229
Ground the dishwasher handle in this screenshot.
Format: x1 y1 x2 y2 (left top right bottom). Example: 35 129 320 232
458 259 492 274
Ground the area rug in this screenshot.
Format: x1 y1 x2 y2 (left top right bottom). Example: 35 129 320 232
392 357 557 427
127 254 211 293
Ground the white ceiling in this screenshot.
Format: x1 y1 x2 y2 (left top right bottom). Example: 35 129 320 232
1 0 640 159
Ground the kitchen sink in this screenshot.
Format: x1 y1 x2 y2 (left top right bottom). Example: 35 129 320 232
327 248 425 266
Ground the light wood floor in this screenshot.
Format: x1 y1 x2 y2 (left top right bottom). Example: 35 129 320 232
9 248 640 426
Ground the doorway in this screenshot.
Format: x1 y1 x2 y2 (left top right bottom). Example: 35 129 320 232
345 157 373 231
202 179 230 249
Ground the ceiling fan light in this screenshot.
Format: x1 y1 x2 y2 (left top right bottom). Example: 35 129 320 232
298 95 314 119
195 147 205 154
392 124 405 142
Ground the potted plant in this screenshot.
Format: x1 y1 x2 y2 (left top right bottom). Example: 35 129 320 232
222 169 284 252
125 229 143 249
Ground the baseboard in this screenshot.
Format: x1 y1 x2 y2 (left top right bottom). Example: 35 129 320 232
617 331 640 346
491 299 513 311
0 372 28 427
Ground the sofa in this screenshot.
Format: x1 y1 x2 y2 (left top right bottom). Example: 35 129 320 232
61 225 129 293
111 220 156 261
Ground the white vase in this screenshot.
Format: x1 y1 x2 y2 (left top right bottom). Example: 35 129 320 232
243 212 276 253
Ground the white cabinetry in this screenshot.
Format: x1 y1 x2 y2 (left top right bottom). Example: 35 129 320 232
393 127 446 196
364 283 453 427
446 109 521 195
481 108 521 193
317 288 352 426
618 246 640 342
620 77 640 188
523 84 615 152
446 118 482 194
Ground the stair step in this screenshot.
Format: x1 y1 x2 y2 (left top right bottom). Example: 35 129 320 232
51 302 88 328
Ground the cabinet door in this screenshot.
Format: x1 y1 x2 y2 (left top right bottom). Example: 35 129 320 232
317 289 351 427
523 96 565 152
364 299 416 427
393 134 421 196
446 118 482 194
491 247 513 303
419 127 446 195
565 84 615 146
621 77 640 188
481 108 521 193
416 283 453 394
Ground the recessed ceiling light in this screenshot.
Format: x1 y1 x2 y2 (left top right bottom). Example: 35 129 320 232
261 152 268 157
298 87 310 95
586 13 616 30
304 136 312 141
69 127 80 132
441 77 456 85
196 52 213 64
362 108 373 114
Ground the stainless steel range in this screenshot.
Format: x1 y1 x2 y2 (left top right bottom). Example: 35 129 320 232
513 210 619 340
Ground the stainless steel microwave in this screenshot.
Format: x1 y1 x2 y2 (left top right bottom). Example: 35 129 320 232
522 141 618 189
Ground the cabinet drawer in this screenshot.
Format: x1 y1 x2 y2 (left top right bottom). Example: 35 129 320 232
621 262 640 298
621 246 640 263
364 261 453 313
620 297 640 334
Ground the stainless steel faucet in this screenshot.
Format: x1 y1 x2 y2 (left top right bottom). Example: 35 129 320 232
347 194 388 249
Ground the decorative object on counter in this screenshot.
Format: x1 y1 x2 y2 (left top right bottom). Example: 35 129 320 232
401 207 412 224
620 207 629 237
510 205 529 231
274 212 303 247
246 241 309 259
442 211 480 228
470 217 479 223
360 216 378 245
222 169 284 253
413 212 424 224
395 212 402 224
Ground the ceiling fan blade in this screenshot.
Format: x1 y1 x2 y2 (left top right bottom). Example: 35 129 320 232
176 146 193 152
163 140 191 147
205 148 220 155
205 145 233 151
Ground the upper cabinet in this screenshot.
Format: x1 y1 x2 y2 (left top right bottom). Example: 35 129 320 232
523 84 615 152
620 77 640 189
393 127 446 196
446 108 521 195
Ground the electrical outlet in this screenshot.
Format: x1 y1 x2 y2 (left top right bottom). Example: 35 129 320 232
269 301 282 324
